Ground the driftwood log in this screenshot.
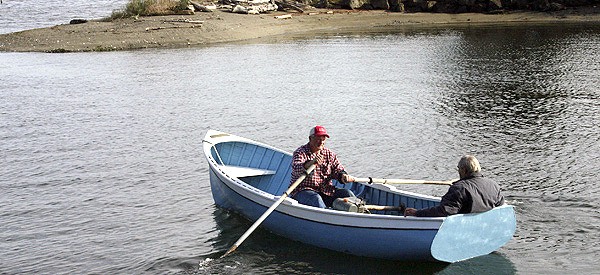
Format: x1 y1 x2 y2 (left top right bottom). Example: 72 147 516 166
163 19 204 23
190 1 214 12
274 14 293 19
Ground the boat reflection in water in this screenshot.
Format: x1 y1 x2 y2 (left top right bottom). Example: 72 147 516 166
202 207 515 274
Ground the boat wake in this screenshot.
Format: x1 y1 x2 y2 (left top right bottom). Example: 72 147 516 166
198 257 213 269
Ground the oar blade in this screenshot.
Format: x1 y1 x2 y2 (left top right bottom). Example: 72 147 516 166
430 205 516 263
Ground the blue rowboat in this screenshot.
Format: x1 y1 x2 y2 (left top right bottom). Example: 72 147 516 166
202 130 516 262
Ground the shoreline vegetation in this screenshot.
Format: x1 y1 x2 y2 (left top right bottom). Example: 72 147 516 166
0 0 599 52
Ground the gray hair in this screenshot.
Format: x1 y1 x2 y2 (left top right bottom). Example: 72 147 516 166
458 155 481 176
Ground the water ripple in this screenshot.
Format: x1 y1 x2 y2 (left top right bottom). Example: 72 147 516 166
1 23 599 274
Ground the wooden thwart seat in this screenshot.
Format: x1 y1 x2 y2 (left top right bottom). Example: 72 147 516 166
220 165 276 178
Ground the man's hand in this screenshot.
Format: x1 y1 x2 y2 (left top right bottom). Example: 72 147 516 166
314 153 324 165
341 174 355 184
304 159 317 169
304 152 324 169
404 208 417 217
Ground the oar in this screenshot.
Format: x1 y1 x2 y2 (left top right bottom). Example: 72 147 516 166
354 177 457 186
365 205 405 211
221 163 317 258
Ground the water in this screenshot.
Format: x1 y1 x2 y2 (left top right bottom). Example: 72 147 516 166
2 2 600 274
0 0 128 34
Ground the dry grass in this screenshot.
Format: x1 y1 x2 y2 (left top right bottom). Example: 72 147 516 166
145 0 181 15
108 0 189 19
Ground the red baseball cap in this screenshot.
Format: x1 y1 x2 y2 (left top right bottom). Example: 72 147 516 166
310 125 330 138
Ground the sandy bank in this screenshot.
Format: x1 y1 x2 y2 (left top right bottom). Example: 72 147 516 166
1 8 599 52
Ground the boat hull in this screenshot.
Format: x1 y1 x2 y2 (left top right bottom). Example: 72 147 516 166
210 168 438 261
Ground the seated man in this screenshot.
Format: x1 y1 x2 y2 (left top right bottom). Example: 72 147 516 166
404 155 505 217
289 125 356 208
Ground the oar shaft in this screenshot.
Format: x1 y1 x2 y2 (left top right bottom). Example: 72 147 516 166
221 163 316 258
364 205 403 211
355 177 455 186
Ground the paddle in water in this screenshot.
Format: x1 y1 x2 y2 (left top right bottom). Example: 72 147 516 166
221 163 317 258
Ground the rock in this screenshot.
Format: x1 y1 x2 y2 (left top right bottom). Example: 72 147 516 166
232 4 248 13
348 0 371 9
371 0 390 9
275 0 314 12
229 0 278 13
488 0 503 9
69 19 88 24
425 0 437 11
549 2 566 10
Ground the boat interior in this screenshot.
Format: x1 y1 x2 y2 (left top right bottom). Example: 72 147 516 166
209 140 440 215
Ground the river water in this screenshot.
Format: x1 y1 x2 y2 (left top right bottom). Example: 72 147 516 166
1 1 599 274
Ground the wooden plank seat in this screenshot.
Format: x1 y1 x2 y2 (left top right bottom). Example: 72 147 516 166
220 165 276 178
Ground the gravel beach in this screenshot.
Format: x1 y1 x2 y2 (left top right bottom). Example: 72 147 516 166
1 8 599 52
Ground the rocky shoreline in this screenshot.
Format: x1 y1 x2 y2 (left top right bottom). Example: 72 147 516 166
1 7 599 53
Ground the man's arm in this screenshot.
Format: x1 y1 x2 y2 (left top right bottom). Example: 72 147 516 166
406 185 465 217
291 148 310 176
327 150 355 183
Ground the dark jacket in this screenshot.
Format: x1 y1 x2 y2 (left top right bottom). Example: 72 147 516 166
415 172 505 217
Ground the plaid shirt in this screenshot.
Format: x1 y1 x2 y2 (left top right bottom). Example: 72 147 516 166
289 144 346 197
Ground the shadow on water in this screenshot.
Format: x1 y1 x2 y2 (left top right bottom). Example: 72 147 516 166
152 208 515 274
434 253 516 275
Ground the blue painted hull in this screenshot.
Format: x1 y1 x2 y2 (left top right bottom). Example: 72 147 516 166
210 168 437 261
203 130 516 262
